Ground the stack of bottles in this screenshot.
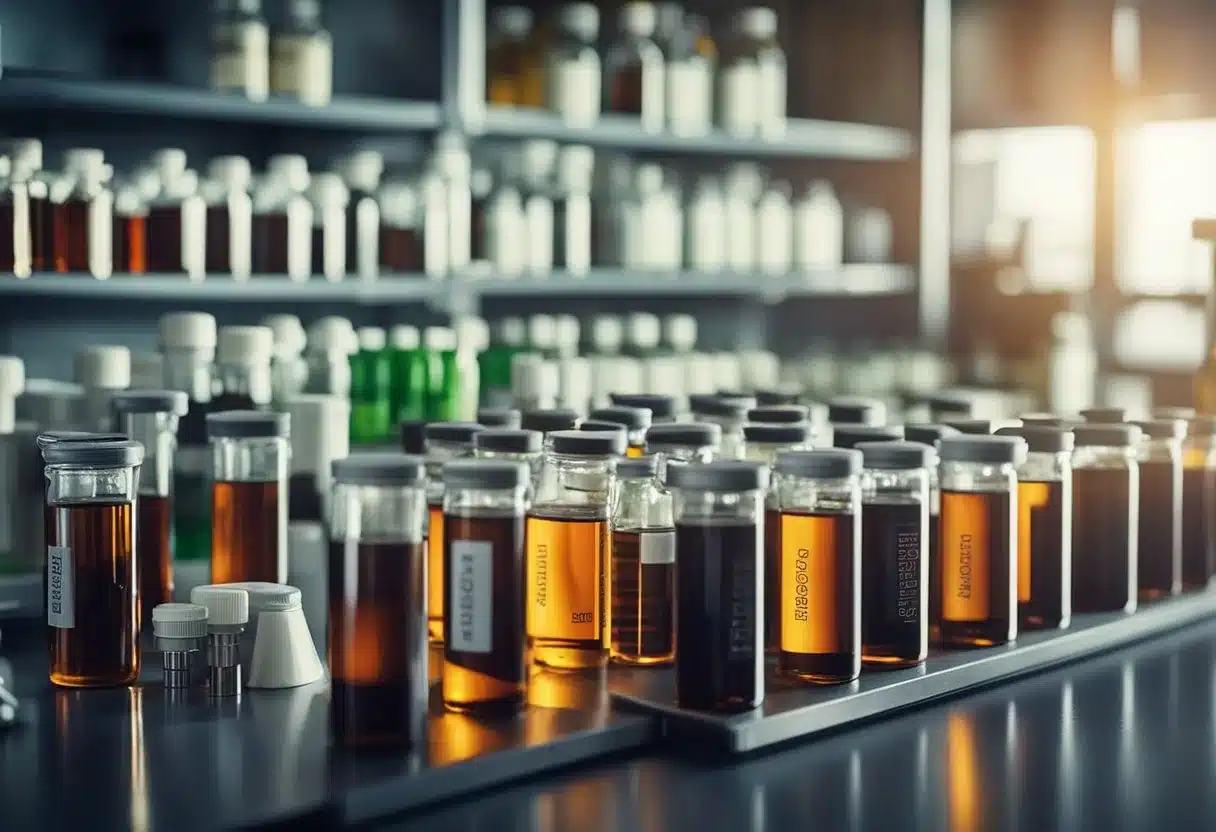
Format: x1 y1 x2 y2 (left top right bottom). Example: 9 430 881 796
211 0 334 106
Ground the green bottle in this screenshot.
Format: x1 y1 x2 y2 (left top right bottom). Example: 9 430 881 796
424 326 461 421
350 327 393 444
479 317 526 409
389 324 428 424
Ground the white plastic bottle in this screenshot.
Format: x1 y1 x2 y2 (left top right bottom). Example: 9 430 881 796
718 7 786 138
794 181 844 271
211 0 270 102
547 3 602 127
308 172 348 281
723 163 761 272
520 140 558 276
337 150 383 280
755 180 793 275
685 177 727 272
204 156 255 279
270 0 333 106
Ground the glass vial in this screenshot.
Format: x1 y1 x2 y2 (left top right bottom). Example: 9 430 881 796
487 6 542 108
589 405 652 457
644 422 721 463
43 438 144 687
938 435 1026 647
828 396 887 427
547 3 602 127
441 460 529 713
147 167 206 279
53 148 113 278
424 422 484 644
473 428 543 484
1133 419 1184 599
270 0 333 106
995 426 1073 631
206 410 290 584
338 151 383 279
611 393 680 425
111 183 147 275
212 0 270 102
690 395 752 459
204 156 254 278
670 460 769 712
604 2 666 131
1181 415 1216 589
856 441 932 666
904 424 955 639
1071 424 1141 614
610 455 675 666
110 391 188 630
526 430 625 670
718 7 786 138
774 448 862 684
328 454 427 748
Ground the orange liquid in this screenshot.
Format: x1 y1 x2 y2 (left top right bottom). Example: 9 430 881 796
211 480 284 584
428 503 445 643
525 512 610 669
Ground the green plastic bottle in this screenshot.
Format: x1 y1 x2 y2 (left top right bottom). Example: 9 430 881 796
424 326 461 421
349 327 393 444
389 324 428 424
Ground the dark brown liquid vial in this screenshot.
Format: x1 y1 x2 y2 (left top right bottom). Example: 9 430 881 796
53 199 91 272
31 192 51 271
778 511 859 684
861 501 927 666
145 205 184 273
674 521 762 712
47 502 139 687
940 490 1015 646
310 225 327 276
764 508 779 652
380 226 424 272
1071 467 1137 614
136 495 173 630
928 509 941 640
1138 460 1182 599
442 512 526 713
470 198 488 262
1181 465 1215 589
607 62 645 114
0 198 15 271
253 212 289 274
211 480 283 584
610 528 675 665
1017 481 1070 630
328 539 427 748
112 215 146 274
206 205 232 273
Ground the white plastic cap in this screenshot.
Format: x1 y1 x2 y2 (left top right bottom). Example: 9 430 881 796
664 315 698 352
130 167 161 202
620 1 657 36
10 139 43 175
190 585 250 627
627 313 662 351
493 5 533 38
261 314 307 357
738 7 778 39
267 154 310 193
424 326 457 351
152 148 188 184
378 182 419 224
63 148 105 176
338 150 384 194
217 325 275 365
152 602 209 639
0 356 26 398
287 394 350 480
456 317 490 353
357 326 387 351
226 581 303 613
558 145 595 192
559 2 600 40
499 317 527 347
727 162 765 200
209 156 253 191
159 311 218 351
309 172 349 206
635 164 664 195
521 140 559 186
390 324 420 350
129 353 165 390
528 315 557 350
591 317 624 353
554 315 581 351
804 179 839 202
307 316 357 354
74 346 131 390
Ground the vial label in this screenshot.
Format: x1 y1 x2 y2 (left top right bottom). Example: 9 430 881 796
450 540 493 654
525 515 606 642
942 493 991 622
893 524 921 625
47 545 75 628
728 550 757 658
638 531 675 565
548 55 601 127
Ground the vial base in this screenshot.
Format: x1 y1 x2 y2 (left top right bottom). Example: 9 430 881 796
1138 460 1182 598
332 680 426 749
526 513 610 670
136 494 174 631
442 665 524 714
1181 466 1213 589
1016 480 1070 632
861 502 927 667
1071 467 1137 615
530 640 607 670
610 528 675 667
211 480 284 584
427 502 445 644
779 652 859 685
939 619 1014 648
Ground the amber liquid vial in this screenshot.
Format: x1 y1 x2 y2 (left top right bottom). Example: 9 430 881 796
610 528 675 665
428 501 445 643
778 511 859 683
1138 459 1182 599
53 199 91 272
861 501 927 666
764 507 780 652
206 205 232 273
1017 481 1070 629
47 502 139 687
940 491 1015 647
146 205 185 273
211 480 283 584
1181 464 1214 589
443 513 527 713
136 495 173 628
526 511 610 670
329 540 428 748
1071 468 1137 614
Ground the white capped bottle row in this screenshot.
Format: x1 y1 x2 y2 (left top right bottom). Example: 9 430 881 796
212 0 333 106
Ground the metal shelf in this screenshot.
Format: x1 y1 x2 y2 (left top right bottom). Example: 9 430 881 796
479 108 916 161
0 273 440 303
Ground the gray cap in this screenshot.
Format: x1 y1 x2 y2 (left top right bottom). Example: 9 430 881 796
1019 413 1069 428
857 440 935 470
995 425 1074 453
332 453 426 486
1186 415 1216 437
690 394 751 419
667 460 769 492
775 448 862 480
716 390 759 406
110 389 189 416
521 408 579 433
442 459 529 490
1080 407 1127 423
755 386 802 406
827 396 885 426
617 455 661 479
927 393 973 416
475 428 542 454
42 437 144 467
36 430 126 451
551 429 627 456
1132 419 1187 441
904 424 959 446
645 422 722 449
833 424 905 449
589 405 652 431
942 418 995 435
206 410 290 439
1073 424 1142 448
610 393 679 420
747 405 808 425
938 435 1028 465
477 408 522 429
579 420 631 438
1154 406 1196 421
743 423 810 445
424 421 484 445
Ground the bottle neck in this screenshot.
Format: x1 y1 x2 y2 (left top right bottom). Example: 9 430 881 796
164 349 215 403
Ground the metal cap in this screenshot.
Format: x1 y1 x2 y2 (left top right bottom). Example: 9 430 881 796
332 453 426 486
857 440 936 470
943 418 995 435
938 435 1028 465
743 423 811 445
747 405 808 425
475 428 543 454
995 426 1075 453
551 429 627 456
617 455 661 479
424 421 483 445
206 410 290 439
903 424 959 446
42 438 144 467
610 393 679 421
1019 413 1069 428
400 420 427 454
151 603 209 639
755 386 802 406
1080 407 1127 423
645 422 722 449
110 389 189 417
476 408 522 429
833 424 905 449
1132 419 1187 441
443 459 530 490
520 408 579 433
774 448 862 480
589 406 652 431
1072 424 1143 448
190 586 250 627
690 394 751 419
1186 415 1216 438
827 396 886 426
36 430 126 451
927 392 973 416
1154 406 1196 421
667 460 769 492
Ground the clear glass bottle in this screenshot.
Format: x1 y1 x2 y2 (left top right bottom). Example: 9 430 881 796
685 176 727 272
211 0 270 102
213 325 274 411
474 428 543 483
349 327 392 445
304 316 356 398
252 154 312 280
938 435 1026 647
554 145 594 276
487 5 543 108
338 150 384 279
441 459 530 712
309 172 349 281
644 422 720 462
604 1 666 132
424 422 485 645
589 405 652 456
53 148 113 278
1132 419 1184 600
611 455 675 666
794 181 844 272
718 7 786 138
1181 415 1216 589
526 430 625 669
204 155 254 278
328 453 427 748
774 448 862 684
378 182 425 273
1070 425 1141 615
547 3 602 127
903 423 957 639
207 410 290 585
670 460 768 711
73 346 131 433
270 0 333 106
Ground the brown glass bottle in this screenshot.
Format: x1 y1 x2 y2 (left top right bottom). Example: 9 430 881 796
778 511 859 683
0 195 16 272
428 501 445 643
380 224 424 272
1071 468 1137 613
674 520 762 712
47 502 139 687
145 205 184 273
211 480 282 584
861 501 926 666
525 511 610 669
1138 460 1182 599
1181 464 1214 589
443 513 526 713
928 506 942 641
112 213 147 274
30 186 51 271
206 204 232 273
764 507 780 652
1017 481 1070 629
328 539 427 748
136 495 173 629
253 212 290 274
610 528 675 665
53 199 91 272
940 491 1015 646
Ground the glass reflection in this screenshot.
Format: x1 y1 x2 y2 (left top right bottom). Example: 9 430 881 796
946 710 983 832
430 711 514 764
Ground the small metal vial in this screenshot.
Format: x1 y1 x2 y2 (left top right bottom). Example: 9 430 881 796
191 585 250 696
152 602 209 688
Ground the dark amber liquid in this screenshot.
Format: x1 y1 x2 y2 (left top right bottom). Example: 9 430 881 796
328 539 427 748
1072 467 1137 614
380 226 424 272
525 512 610 670
764 508 780 652
112 215 147 274
427 502 445 643
30 193 51 271
1138 459 1182 599
211 480 284 584
145 205 184 272
608 61 645 114
205 205 232 273
928 509 942 641
310 224 327 276
47 502 139 687
610 528 676 666
442 512 526 712
940 490 1016 646
1181 465 1214 589
861 501 927 666
0 200 16 271
53 199 91 272
674 521 762 712
470 198 488 262
136 495 173 630
778 511 860 684
253 212 289 274
1017 481 1071 630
